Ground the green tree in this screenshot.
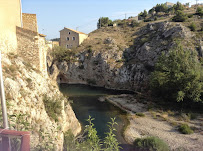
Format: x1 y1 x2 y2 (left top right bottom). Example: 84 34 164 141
196 6 203 16
97 17 113 29
150 42 203 103
172 10 188 22
139 10 148 19
173 2 184 11
148 7 155 15
155 4 168 13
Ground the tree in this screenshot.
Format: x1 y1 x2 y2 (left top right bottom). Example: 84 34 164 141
173 2 184 11
139 10 148 19
172 10 188 22
148 7 155 15
97 17 113 29
150 42 203 103
196 6 203 16
155 4 168 13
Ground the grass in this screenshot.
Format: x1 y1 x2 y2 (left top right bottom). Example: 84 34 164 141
178 124 194 134
134 136 170 151
136 112 145 117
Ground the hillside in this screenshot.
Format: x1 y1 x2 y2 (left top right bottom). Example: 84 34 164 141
49 19 202 92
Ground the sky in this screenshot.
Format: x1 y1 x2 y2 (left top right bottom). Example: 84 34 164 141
21 0 202 40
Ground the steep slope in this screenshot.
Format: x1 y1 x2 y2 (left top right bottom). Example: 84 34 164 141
1 53 81 150
49 21 201 92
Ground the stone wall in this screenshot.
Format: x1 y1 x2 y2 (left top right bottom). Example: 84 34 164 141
22 13 38 32
16 27 47 75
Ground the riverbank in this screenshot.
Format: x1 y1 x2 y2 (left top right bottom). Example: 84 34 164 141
101 94 203 151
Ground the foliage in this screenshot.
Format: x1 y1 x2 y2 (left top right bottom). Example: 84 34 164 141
196 6 203 16
136 113 145 117
178 124 194 134
150 41 203 103
172 10 188 22
103 118 120 151
155 4 168 13
97 17 113 29
139 10 148 19
173 2 184 11
134 136 170 151
131 20 140 27
64 116 121 151
148 7 155 15
43 94 62 122
189 22 196 31
51 46 76 62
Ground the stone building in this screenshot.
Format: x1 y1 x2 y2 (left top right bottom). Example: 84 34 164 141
164 2 175 8
59 28 88 49
0 0 22 53
0 0 48 74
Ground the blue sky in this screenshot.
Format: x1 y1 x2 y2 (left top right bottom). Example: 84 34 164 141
21 0 200 39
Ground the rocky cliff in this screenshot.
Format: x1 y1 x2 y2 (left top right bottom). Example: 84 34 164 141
49 22 202 92
1 53 81 150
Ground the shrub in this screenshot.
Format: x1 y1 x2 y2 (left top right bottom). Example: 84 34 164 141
134 136 170 151
51 46 76 62
43 95 62 122
178 124 194 134
131 20 140 27
150 41 203 103
172 10 187 22
196 6 203 16
189 22 196 31
187 14 193 18
136 113 145 117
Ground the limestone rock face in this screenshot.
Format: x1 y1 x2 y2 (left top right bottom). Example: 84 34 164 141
2 53 81 150
49 22 197 92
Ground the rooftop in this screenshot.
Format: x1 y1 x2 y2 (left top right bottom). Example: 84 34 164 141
60 27 87 35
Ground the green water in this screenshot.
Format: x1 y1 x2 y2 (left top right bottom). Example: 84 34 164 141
59 84 132 144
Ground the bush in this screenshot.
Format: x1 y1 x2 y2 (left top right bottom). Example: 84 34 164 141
134 136 170 151
196 6 203 16
51 46 76 62
187 14 193 18
136 113 145 117
43 95 62 122
150 41 203 103
172 10 187 22
178 124 194 134
189 22 196 31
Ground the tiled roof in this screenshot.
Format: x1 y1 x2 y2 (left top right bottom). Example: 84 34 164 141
60 27 87 35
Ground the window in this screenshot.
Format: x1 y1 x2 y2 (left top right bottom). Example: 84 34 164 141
67 45 69 48
67 37 69 41
72 37 75 41
68 32 71 34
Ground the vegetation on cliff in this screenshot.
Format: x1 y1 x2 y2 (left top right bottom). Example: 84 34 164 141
150 41 203 103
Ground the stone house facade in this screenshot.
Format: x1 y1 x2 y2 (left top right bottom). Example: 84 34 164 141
59 28 88 49
164 2 175 8
0 0 48 74
0 0 22 53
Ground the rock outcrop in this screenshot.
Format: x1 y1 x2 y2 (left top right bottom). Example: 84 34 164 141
2 53 81 150
49 22 198 92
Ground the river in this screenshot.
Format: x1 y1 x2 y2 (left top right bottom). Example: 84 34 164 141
59 84 132 145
